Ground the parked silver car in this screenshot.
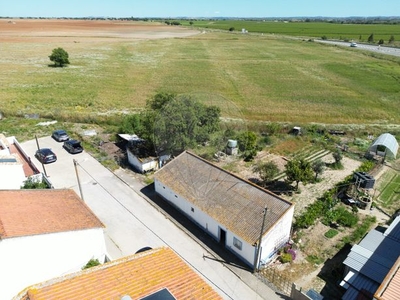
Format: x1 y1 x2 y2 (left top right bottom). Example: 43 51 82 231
52 130 69 142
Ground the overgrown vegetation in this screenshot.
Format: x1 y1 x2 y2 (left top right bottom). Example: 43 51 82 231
21 177 49 189
82 258 100 270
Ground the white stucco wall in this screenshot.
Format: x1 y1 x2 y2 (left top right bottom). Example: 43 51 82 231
155 179 257 266
127 149 158 173
0 164 26 189
1 228 107 300
259 205 294 265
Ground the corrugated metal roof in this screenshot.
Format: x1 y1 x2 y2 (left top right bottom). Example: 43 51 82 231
369 133 399 158
344 229 400 283
375 257 400 300
342 272 378 300
154 151 293 245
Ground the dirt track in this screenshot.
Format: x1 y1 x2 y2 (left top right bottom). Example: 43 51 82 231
0 19 200 42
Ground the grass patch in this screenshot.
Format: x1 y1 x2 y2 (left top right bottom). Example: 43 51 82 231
187 20 400 42
306 255 324 265
324 229 339 238
1 30 400 125
376 169 400 212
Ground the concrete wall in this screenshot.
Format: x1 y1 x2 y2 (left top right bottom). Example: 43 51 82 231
290 283 313 300
0 163 26 189
127 149 158 173
1 228 107 300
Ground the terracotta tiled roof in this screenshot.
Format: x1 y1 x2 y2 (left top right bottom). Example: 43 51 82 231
17 247 222 300
375 256 400 300
0 189 104 239
154 151 293 245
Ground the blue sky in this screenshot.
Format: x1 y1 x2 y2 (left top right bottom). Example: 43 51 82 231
1 0 399 18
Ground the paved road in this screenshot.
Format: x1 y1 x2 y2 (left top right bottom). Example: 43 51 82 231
315 40 400 57
22 136 284 300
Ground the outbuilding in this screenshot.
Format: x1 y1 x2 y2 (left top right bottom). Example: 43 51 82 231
154 151 294 269
367 133 398 159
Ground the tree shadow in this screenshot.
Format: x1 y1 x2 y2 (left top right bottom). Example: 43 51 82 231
266 180 295 196
317 243 351 299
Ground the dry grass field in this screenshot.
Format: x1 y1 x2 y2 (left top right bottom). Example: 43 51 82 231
1 19 399 126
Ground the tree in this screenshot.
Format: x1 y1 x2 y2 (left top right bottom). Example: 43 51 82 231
189 21 193 25
389 35 395 44
378 39 384 45
253 161 279 186
21 177 48 189
49 47 70 67
312 159 325 181
285 159 314 191
237 131 258 161
367 34 374 43
229 27 235 32
152 96 220 155
332 149 343 164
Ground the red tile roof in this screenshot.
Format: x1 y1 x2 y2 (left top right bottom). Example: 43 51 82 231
17 247 222 300
375 256 400 300
0 189 104 239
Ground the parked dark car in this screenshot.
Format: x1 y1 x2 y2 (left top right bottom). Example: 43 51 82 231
35 148 57 164
63 140 83 154
52 129 69 142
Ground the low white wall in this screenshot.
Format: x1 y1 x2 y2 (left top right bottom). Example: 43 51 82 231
155 179 258 267
1 228 107 300
0 164 26 189
127 149 157 173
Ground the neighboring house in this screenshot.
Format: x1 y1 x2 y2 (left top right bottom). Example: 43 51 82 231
15 247 222 300
374 256 400 300
154 151 294 269
0 134 41 189
0 189 107 300
340 216 400 299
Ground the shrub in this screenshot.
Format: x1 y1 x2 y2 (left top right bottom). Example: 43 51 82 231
82 258 100 270
280 253 293 263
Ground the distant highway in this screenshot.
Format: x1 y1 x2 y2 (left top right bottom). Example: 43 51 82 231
315 40 400 57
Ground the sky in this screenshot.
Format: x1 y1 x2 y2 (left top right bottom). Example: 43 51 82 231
1 0 399 18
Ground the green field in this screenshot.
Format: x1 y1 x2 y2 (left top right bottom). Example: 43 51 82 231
376 169 400 212
184 20 400 43
1 30 400 126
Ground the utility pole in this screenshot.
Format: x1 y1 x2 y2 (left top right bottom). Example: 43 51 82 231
253 206 268 273
35 135 48 177
73 159 84 202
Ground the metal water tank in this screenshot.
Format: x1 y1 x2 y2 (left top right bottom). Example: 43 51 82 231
227 139 237 148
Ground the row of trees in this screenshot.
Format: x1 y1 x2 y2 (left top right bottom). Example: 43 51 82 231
253 149 343 191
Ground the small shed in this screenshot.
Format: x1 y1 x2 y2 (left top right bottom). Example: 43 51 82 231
367 133 398 159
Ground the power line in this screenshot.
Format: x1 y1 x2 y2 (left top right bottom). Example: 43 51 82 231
75 160 235 299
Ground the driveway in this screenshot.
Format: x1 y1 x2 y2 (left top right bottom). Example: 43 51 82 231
22 136 284 300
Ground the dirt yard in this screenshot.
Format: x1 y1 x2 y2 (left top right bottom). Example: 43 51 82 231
215 149 392 296
0 19 200 43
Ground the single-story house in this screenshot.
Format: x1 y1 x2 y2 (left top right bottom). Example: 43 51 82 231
15 247 222 300
0 134 40 189
341 216 400 299
154 151 294 269
0 189 107 300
